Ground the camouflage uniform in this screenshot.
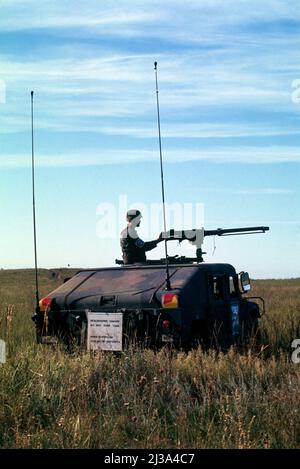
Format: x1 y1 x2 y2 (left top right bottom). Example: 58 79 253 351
120 224 159 264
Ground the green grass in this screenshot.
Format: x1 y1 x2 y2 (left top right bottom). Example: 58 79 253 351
0 269 300 449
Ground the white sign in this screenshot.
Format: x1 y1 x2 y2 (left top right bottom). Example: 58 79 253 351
0 340 6 364
87 312 123 351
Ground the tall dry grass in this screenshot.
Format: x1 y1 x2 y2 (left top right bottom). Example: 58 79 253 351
0 269 299 448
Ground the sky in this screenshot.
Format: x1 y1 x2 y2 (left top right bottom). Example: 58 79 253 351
0 0 300 278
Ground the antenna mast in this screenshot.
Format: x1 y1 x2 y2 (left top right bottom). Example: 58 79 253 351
154 61 171 290
31 91 40 311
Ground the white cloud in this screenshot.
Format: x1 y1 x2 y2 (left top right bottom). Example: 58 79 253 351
0 46 297 136
1 146 300 169
235 188 294 195
1 0 300 35
0 2 157 32
0 79 5 104
97 123 300 140
0 1 299 168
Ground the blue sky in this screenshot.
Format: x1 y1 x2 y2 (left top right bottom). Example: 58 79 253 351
0 0 299 278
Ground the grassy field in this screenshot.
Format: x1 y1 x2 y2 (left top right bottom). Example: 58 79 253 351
0 269 299 449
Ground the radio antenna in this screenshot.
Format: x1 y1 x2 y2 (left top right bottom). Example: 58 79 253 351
154 61 171 290
31 91 40 312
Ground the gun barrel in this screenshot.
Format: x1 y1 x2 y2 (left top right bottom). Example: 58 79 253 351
204 226 269 237
160 226 269 243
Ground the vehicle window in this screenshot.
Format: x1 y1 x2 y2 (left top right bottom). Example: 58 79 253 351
229 276 236 295
209 276 225 300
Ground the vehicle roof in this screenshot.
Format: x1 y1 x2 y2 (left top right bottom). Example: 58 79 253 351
47 263 236 301
76 263 235 273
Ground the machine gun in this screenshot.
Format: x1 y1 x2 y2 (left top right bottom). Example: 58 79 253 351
160 226 269 262
115 226 269 265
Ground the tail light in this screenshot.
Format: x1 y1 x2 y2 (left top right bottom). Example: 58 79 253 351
161 293 179 309
39 297 53 312
162 319 171 330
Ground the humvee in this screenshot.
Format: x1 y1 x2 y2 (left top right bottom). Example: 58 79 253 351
33 226 268 350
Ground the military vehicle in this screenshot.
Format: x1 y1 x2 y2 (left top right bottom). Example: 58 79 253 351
33 226 269 350
30 69 269 351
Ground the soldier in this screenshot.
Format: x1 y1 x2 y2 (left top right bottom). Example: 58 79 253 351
120 209 163 264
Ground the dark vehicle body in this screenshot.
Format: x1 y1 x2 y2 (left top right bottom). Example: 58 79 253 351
35 262 261 350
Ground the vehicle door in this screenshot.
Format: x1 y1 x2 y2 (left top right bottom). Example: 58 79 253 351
207 274 232 348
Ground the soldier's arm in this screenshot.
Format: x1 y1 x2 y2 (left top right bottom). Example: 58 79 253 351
144 233 164 251
134 233 163 252
143 240 159 252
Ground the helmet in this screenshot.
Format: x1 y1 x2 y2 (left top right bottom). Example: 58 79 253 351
126 209 142 222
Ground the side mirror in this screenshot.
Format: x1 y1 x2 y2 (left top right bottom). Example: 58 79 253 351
240 271 251 293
